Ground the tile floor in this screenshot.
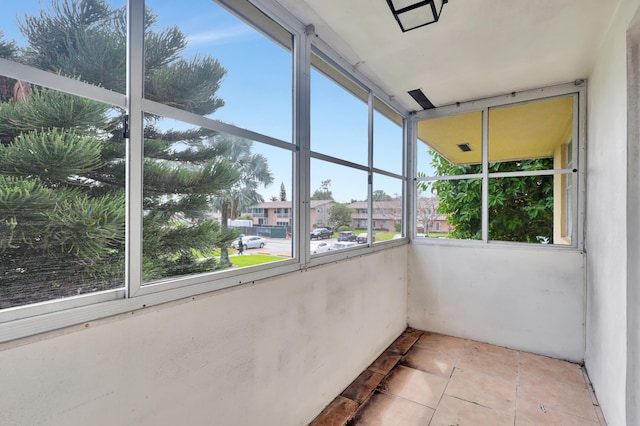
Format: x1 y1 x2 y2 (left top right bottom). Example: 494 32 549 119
309 328 606 426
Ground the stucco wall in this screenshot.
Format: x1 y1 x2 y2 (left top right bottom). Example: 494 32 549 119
0 247 408 426
585 1 640 425
408 244 585 362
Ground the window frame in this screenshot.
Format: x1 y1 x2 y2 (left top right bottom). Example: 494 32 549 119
411 82 586 250
0 0 409 342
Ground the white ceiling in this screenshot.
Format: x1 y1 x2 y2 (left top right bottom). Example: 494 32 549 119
273 0 620 112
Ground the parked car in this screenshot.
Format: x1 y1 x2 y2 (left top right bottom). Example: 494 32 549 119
310 241 330 254
337 231 357 242
328 242 357 251
310 228 333 239
356 232 376 244
232 236 266 250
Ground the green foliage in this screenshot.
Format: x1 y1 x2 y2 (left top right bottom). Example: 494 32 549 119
0 129 104 184
311 179 333 200
0 0 260 306
426 150 554 243
328 203 353 230
394 222 402 232
337 225 351 232
372 189 392 201
279 181 287 201
0 86 111 142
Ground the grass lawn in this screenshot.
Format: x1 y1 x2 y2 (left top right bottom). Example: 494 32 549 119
374 232 400 241
231 254 287 267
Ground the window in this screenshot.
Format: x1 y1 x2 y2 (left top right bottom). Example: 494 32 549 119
0 0 408 339
310 53 368 252
415 88 581 246
372 98 405 241
0 1 128 310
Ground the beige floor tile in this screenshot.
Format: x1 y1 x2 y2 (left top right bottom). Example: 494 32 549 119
378 365 447 408
445 367 516 413
430 395 514 426
368 350 401 375
310 396 359 426
414 332 467 357
518 372 599 421
515 398 600 426
349 391 434 426
467 340 519 362
519 351 587 388
458 344 518 381
400 346 455 378
341 369 385 404
387 329 423 355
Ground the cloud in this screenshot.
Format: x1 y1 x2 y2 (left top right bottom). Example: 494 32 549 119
187 24 255 46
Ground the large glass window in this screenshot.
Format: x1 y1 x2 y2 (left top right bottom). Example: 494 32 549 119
0 0 407 334
417 111 483 240
310 53 370 255
1 0 128 310
141 115 293 284
416 94 578 245
2 0 127 93
144 0 293 142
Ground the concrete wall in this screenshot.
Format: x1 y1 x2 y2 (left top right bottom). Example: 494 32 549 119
0 247 408 426
408 244 585 362
585 1 640 425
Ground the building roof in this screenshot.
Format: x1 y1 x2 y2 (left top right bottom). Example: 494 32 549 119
248 199 335 209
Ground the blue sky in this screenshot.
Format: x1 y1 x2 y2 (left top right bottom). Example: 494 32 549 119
1 0 406 203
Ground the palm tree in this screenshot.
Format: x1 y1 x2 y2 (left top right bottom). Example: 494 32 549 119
213 136 274 266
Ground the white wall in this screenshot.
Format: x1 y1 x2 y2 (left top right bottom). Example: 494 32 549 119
0 247 408 426
585 1 640 425
408 244 585 362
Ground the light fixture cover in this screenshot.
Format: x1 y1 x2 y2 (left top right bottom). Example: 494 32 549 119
387 0 448 32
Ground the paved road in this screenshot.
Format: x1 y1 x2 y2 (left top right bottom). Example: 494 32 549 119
241 237 340 256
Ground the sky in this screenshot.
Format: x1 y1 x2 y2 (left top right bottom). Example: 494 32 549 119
1 0 408 203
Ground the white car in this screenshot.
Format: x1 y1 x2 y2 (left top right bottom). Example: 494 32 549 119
232 236 266 250
310 241 330 254
328 242 357 251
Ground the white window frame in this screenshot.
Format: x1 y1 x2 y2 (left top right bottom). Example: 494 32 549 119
411 82 586 250
0 0 409 342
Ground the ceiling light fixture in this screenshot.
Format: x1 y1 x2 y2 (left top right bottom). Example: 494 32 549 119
386 0 448 32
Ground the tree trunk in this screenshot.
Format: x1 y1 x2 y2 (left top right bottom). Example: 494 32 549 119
219 201 232 268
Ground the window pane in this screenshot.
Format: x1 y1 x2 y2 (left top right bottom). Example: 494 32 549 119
488 96 573 172
417 178 481 240
372 174 403 243
144 0 293 142
488 175 555 244
374 98 403 174
0 87 126 308
311 55 368 165
417 111 483 178
142 115 292 284
310 159 367 254
2 0 126 93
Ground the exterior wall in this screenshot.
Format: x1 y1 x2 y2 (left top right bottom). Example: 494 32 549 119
408 244 585 362
0 247 408 426
585 1 640 424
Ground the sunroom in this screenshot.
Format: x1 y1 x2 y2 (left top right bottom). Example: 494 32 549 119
0 0 638 425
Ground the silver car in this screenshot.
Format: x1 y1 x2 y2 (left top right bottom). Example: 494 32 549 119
232 236 266 250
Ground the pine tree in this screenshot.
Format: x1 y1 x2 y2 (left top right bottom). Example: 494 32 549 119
279 182 287 201
0 0 253 305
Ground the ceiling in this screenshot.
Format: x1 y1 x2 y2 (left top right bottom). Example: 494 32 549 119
273 0 620 112
418 96 573 165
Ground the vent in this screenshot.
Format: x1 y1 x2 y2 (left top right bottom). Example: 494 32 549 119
457 143 472 152
408 89 435 110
